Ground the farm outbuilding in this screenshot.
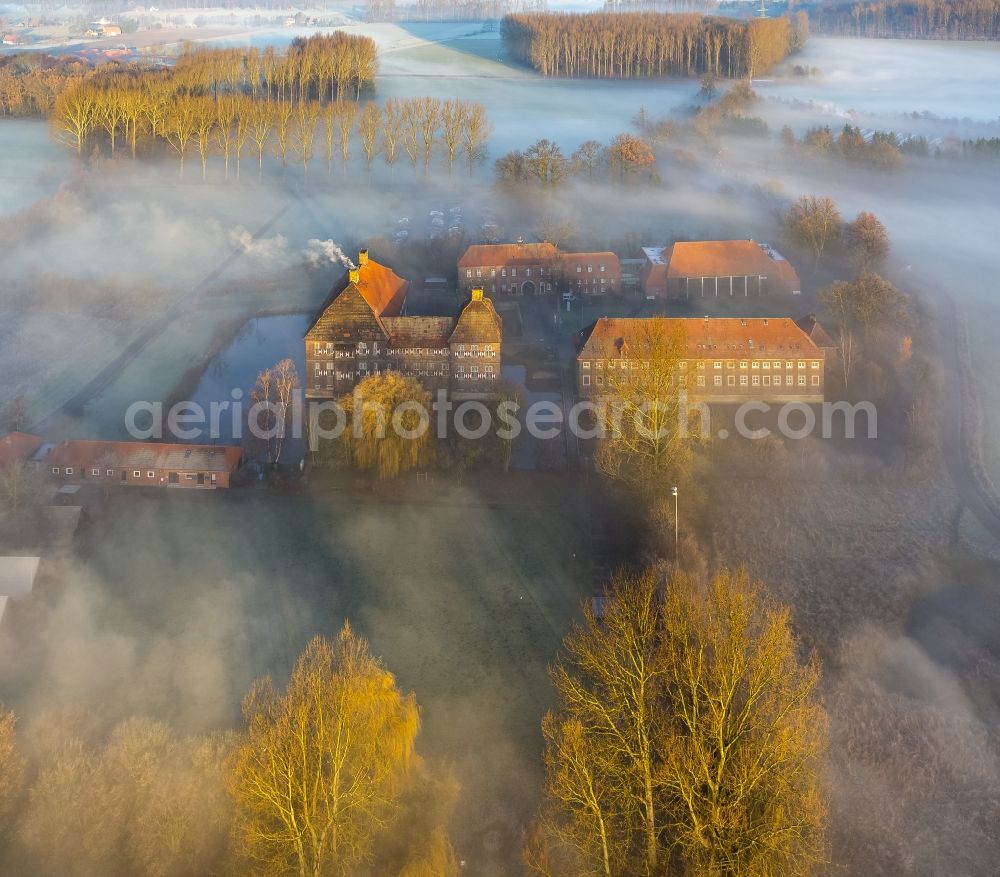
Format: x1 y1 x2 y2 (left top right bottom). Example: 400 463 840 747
642 240 802 299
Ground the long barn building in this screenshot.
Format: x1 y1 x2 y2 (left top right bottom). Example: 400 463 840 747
576 316 827 403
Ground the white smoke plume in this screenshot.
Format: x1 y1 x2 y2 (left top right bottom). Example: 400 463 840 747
303 239 357 270
227 225 288 260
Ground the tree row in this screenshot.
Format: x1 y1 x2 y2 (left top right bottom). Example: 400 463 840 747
501 11 802 79
52 87 492 181
810 0 1000 40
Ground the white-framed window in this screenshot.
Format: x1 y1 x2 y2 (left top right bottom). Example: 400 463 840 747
798 360 806 369
91 468 100 476
811 360 820 369
697 375 705 387
588 264 593 273
727 360 735 369
786 375 794 386
476 268 482 278
773 361 782 369
106 469 114 477
133 470 141 478
762 360 770 369
313 341 321 353
697 361 705 370
582 374 591 386
763 376 771 386
511 268 517 277
596 361 603 370
526 268 531 277
51 467 60 474
576 265 582 273
679 360 688 370
714 375 722 386
728 375 736 386
740 360 748 369
596 375 604 385
714 361 722 369
147 471 155 478
740 375 748 386
812 375 820 386
501 268 507 277
752 375 760 386
600 263 606 272
798 375 807 386
752 360 760 369
582 361 591 369
65 467 74 475
466 269 472 278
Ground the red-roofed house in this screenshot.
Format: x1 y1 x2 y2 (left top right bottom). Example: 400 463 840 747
44 441 244 488
305 250 502 400
0 433 43 469
643 240 801 299
576 316 825 403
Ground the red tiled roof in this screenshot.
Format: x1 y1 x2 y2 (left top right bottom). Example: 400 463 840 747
459 242 559 268
561 252 621 270
0 433 43 468
352 258 409 317
665 240 800 288
46 441 243 473
578 317 821 359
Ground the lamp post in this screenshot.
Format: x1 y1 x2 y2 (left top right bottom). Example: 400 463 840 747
671 485 679 554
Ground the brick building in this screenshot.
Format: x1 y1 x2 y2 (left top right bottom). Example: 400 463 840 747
41 441 244 489
458 242 622 297
640 240 801 299
305 249 502 400
576 316 826 403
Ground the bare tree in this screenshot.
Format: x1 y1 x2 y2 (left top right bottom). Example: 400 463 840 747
358 101 381 173
440 98 467 172
462 101 492 173
249 359 299 466
785 195 843 264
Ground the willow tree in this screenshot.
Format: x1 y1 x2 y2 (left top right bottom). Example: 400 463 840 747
340 371 434 480
230 625 420 877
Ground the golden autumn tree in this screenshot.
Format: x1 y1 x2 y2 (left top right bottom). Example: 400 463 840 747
658 568 828 876
531 567 828 877
0 705 24 837
593 319 695 497
339 372 434 480
230 625 420 877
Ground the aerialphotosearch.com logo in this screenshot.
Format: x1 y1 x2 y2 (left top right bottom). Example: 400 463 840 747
124 390 878 447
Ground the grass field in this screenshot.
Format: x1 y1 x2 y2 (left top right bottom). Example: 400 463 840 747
34 477 592 862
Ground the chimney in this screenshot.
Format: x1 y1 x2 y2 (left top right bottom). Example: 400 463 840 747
349 268 360 284
471 287 484 301
358 248 369 267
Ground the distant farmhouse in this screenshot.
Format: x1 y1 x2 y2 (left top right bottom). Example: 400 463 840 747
640 240 801 299
305 249 503 400
576 316 827 403
458 242 622 297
